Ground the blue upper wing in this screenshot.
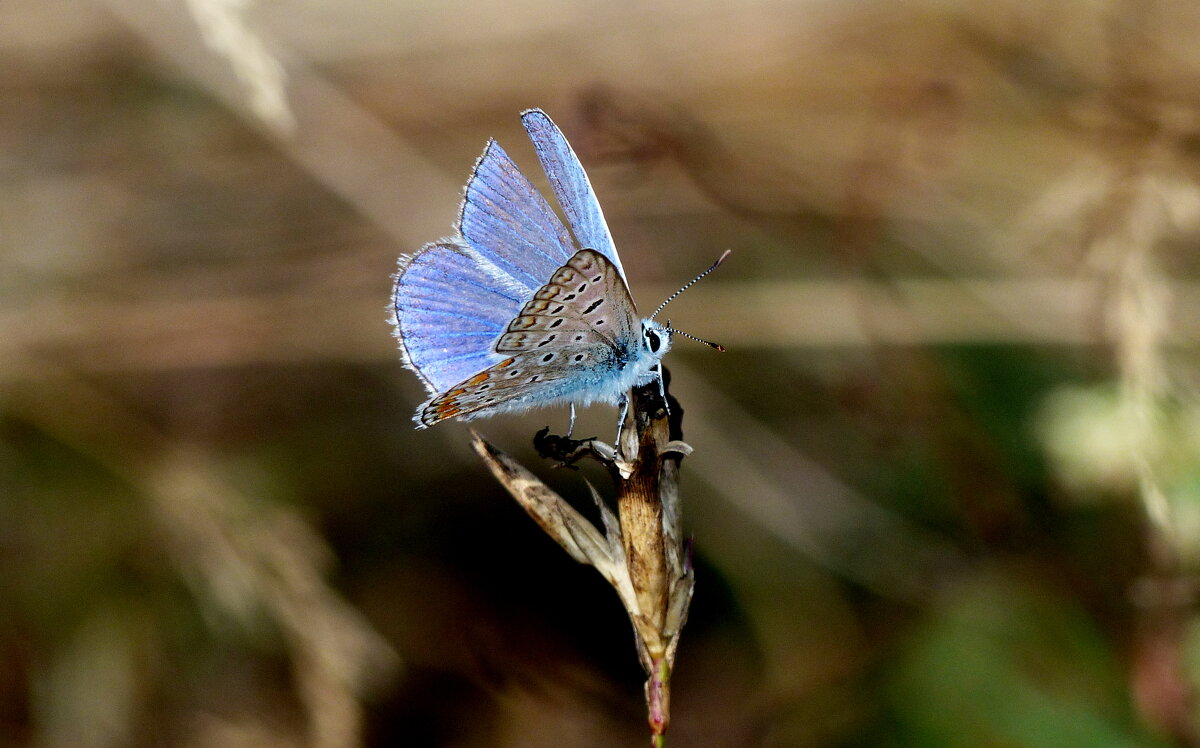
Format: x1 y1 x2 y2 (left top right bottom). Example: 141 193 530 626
394 111 619 398
458 139 578 296
521 108 626 282
392 242 521 394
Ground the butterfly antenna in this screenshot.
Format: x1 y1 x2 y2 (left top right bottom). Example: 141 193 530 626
665 326 726 352
650 249 731 321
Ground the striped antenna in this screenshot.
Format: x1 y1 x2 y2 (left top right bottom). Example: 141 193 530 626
650 249 731 321
665 325 725 352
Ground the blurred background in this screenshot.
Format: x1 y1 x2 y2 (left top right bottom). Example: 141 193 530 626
4 0 1200 745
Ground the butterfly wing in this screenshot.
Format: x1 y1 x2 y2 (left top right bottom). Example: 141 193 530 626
392 242 522 394
521 109 627 282
398 111 632 427
458 139 579 296
395 134 582 394
416 249 640 427
495 248 637 354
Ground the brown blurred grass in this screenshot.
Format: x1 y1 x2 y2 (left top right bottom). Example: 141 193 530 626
4 0 1200 746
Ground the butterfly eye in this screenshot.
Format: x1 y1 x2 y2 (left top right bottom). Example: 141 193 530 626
646 330 661 353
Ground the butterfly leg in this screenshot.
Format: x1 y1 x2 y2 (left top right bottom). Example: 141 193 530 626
567 404 576 438
655 364 670 416
615 394 629 444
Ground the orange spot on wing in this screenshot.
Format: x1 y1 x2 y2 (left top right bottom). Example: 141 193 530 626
495 357 516 369
466 372 490 386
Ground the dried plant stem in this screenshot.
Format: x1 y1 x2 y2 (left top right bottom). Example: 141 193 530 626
615 386 691 739
471 377 694 744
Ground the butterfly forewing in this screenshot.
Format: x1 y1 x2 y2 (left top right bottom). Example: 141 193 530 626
521 109 626 282
417 249 639 427
497 249 636 353
459 140 577 294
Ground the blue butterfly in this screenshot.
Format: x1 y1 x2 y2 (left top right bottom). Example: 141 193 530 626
391 109 720 430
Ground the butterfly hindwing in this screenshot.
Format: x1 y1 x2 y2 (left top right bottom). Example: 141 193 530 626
392 241 521 394
416 249 639 427
416 351 585 427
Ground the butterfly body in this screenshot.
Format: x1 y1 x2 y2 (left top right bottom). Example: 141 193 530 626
392 110 673 429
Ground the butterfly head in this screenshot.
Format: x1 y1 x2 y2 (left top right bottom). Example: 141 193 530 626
641 318 673 361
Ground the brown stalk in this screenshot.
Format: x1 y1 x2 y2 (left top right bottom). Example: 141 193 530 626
471 374 694 746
